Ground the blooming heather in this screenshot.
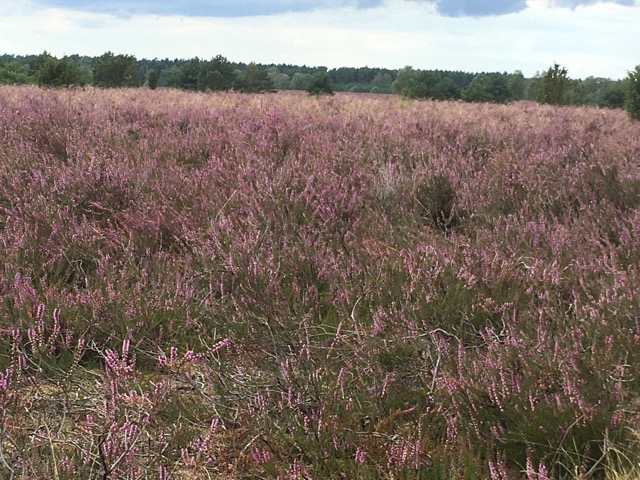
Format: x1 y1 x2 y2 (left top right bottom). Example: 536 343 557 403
0 86 639 478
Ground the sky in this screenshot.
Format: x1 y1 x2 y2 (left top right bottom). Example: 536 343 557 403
1 0 639 79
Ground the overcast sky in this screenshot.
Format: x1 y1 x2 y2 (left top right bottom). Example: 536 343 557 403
1 0 638 79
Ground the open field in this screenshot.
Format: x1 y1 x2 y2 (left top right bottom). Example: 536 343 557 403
0 86 639 479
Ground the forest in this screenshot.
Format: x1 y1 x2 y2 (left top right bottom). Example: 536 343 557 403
0 51 629 109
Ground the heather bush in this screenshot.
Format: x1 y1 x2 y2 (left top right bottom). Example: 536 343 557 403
414 174 461 232
0 85 639 478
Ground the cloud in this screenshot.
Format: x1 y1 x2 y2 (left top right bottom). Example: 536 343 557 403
428 0 635 17
35 0 385 17
33 0 638 19
433 0 527 17
3 0 639 78
551 0 634 6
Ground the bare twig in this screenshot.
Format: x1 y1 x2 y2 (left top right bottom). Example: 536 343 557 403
584 430 609 479
0 436 15 479
429 348 443 395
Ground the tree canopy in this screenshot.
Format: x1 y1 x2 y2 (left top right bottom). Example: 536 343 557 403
0 52 633 110
391 68 462 100
236 62 273 93
35 53 82 88
537 63 570 105
306 71 334 96
625 64 640 120
94 52 139 88
0 61 30 85
462 74 510 103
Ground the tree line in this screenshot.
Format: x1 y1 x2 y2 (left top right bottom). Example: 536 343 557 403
1 51 639 118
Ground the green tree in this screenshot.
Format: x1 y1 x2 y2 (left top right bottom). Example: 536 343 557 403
236 62 273 93
0 61 31 84
290 72 313 90
163 66 182 88
307 71 334 96
489 74 511 103
433 76 461 100
625 64 640 120
179 58 201 90
392 69 460 100
147 68 158 89
67 54 93 85
463 74 510 103
77 65 93 86
537 63 570 105
599 82 625 109
391 66 417 96
29 52 49 77
35 53 82 87
410 71 441 99
94 52 139 88
507 70 525 100
570 76 603 105
524 75 542 100
370 72 393 93
197 55 235 91
348 84 370 93
406 71 439 99
267 67 291 90
462 74 492 102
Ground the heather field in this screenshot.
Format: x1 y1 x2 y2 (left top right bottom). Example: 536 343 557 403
1 86 640 479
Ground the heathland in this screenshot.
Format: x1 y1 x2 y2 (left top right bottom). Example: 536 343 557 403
0 86 639 479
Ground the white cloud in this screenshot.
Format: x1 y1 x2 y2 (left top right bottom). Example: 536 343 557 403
0 0 638 78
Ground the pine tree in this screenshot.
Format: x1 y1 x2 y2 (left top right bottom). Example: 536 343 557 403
147 69 158 90
625 64 640 120
537 63 570 105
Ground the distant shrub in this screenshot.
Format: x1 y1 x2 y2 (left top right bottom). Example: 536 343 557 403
414 174 460 232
